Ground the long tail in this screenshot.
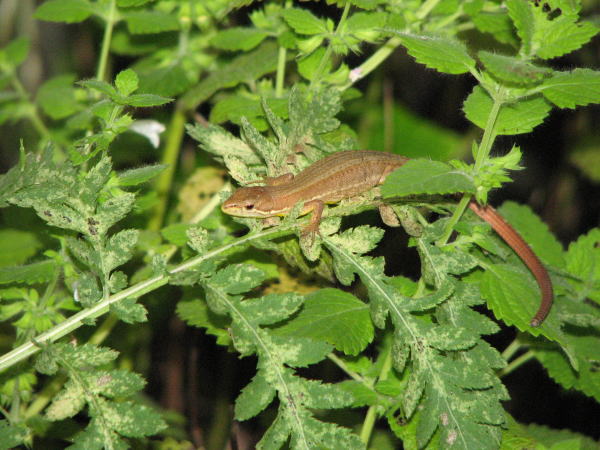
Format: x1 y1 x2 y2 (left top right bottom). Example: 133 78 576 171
468 202 553 327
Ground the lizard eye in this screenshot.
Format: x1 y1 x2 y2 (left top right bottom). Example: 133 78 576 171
245 204 254 210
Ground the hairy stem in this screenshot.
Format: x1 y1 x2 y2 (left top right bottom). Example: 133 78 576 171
148 107 186 231
96 0 117 82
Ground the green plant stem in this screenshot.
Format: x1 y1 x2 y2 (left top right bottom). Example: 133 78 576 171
10 76 52 146
416 0 442 19
275 45 287 98
0 225 296 373
309 0 352 89
360 341 392 445
96 0 117 82
327 353 366 383
498 351 535 378
339 37 402 91
437 95 502 245
501 339 522 362
148 107 187 231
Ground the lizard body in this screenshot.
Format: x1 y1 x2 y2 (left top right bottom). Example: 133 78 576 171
221 150 552 326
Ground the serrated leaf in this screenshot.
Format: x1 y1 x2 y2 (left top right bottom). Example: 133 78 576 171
565 228 600 303
282 8 327 35
478 51 551 85
535 17 598 60
187 123 261 165
96 193 136 232
463 86 551 135
106 401 166 437
117 164 167 186
211 264 266 295
0 260 56 284
497 202 564 269
46 380 86 420
540 68 600 109
181 41 278 110
79 79 117 98
186 225 209 254
471 11 518 47
272 288 373 355
211 27 269 51
115 69 138 96
238 293 304 325
506 0 534 55
34 0 94 23
124 11 179 34
110 297 147 324
92 369 145 398
235 372 276 420
396 33 476 75
176 299 231 345
381 159 475 198
123 93 172 107
105 229 139 272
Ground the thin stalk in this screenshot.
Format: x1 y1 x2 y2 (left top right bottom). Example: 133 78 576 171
498 351 535 378
416 0 442 19
275 45 287 98
309 0 352 89
437 94 503 245
501 339 522 362
11 76 52 145
96 0 117 82
360 342 392 445
148 107 186 231
339 37 402 91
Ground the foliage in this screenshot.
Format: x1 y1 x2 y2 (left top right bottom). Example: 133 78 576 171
0 0 599 448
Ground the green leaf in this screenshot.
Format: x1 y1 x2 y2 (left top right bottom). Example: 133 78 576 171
471 10 518 47
0 229 41 267
115 69 138 96
210 264 266 295
79 79 117 98
92 369 145 398
0 37 30 69
540 68 600 109
117 164 167 186
0 260 56 284
235 372 276 420
186 123 261 165
396 33 476 75
181 41 279 110
124 11 180 34
272 288 374 355
176 298 231 346
497 202 565 269
34 0 94 23
110 297 148 324
565 228 600 304
105 229 139 272
463 86 551 135
211 27 270 51
534 16 598 60
186 225 209 254
0 420 27 449
478 51 551 85
36 74 79 119
381 159 475 198
107 401 166 437
282 8 327 35
122 93 172 107
506 0 534 55
46 379 86 420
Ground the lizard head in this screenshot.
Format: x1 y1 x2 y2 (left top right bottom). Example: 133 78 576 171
221 186 275 218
